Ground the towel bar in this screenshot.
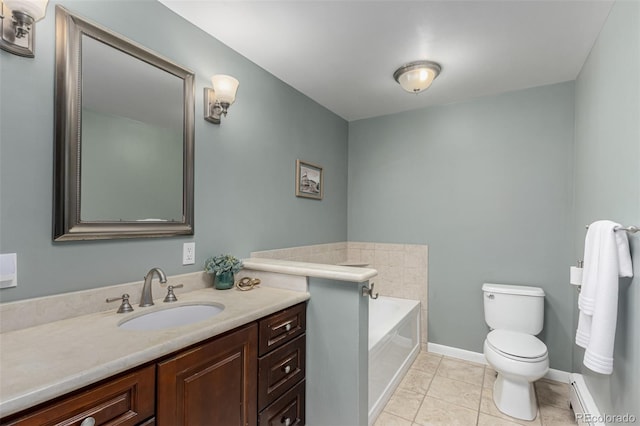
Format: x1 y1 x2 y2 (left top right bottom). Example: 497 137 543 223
585 224 639 234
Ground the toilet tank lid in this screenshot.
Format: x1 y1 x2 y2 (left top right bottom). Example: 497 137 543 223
482 283 545 297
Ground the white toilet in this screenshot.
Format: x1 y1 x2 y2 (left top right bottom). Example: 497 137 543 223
482 283 549 421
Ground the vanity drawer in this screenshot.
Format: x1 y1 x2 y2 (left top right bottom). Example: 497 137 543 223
1 365 155 426
258 380 305 426
258 335 306 410
258 303 306 356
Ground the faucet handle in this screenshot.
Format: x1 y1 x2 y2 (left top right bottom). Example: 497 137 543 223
106 294 134 313
163 284 184 303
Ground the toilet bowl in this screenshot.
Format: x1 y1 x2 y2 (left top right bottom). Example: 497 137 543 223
482 283 548 421
483 330 549 420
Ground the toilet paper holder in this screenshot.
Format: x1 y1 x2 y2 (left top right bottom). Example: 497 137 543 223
570 260 583 292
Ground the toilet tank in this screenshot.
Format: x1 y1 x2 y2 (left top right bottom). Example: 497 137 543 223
482 283 545 334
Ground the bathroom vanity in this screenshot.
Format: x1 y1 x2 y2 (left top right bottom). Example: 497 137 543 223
0 261 377 426
0 286 308 425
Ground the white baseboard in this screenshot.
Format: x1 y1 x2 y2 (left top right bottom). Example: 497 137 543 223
569 373 602 425
546 368 571 383
428 342 488 365
427 342 571 383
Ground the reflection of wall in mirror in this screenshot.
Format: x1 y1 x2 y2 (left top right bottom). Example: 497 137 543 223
80 108 183 222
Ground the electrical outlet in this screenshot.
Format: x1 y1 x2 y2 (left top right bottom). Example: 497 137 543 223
0 253 17 289
183 242 195 265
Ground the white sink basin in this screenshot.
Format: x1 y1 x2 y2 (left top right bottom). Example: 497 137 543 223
119 303 225 331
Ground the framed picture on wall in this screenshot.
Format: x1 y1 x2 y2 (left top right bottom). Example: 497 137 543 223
296 159 323 200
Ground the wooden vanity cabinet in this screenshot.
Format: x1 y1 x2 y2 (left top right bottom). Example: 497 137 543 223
1 303 307 426
156 323 258 426
258 303 306 426
1 365 155 426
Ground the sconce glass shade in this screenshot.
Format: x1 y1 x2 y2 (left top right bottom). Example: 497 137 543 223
393 60 441 94
3 0 49 22
211 74 239 105
0 0 48 57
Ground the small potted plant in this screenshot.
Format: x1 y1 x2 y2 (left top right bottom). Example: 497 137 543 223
204 254 244 290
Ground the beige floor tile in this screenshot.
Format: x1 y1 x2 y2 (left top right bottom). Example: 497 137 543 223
399 368 434 395
384 388 425 421
414 396 479 426
437 358 485 386
426 375 482 411
411 352 442 375
480 387 541 425
478 413 523 426
535 380 571 410
483 367 497 389
381 352 575 426
539 404 577 426
375 411 415 426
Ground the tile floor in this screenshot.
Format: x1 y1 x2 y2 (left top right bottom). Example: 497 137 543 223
374 351 577 426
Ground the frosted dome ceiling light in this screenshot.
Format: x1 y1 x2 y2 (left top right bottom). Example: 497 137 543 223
393 60 441 94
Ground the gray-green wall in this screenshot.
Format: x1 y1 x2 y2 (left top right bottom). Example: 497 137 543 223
573 0 639 420
0 0 348 302
348 82 576 371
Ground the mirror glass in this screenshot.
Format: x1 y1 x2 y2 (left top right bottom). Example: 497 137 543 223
80 36 184 222
54 6 195 240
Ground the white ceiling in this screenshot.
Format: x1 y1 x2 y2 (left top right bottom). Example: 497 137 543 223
159 0 614 121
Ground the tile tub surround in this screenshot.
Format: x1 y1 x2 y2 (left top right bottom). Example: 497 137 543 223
348 243 428 348
251 241 348 264
374 352 577 426
252 242 429 347
0 285 309 417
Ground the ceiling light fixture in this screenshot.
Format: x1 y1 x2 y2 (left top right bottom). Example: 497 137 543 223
0 0 49 57
393 60 441 94
204 74 239 124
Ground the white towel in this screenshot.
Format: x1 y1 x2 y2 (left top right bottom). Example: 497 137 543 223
575 220 633 375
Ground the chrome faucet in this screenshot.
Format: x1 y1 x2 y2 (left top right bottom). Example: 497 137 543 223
140 267 167 307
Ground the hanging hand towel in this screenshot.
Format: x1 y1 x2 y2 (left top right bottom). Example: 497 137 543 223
575 220 633 374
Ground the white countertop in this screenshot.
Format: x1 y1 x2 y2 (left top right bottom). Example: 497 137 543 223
0 286 309 418
243 258 378 282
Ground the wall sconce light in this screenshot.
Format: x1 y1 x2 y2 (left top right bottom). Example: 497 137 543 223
204 74 239 124
393 60 441 94
0 0 49 57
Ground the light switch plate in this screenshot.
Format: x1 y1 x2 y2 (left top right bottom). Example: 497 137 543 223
183 242 195 265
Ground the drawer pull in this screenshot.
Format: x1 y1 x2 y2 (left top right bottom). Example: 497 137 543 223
80 417 96 426
283 365 291 374
282 417 292 426
273 321 293 333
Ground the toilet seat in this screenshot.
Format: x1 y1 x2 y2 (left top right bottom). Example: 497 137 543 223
486 330 547 362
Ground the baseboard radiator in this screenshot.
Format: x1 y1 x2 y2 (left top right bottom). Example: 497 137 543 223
569 373 603 425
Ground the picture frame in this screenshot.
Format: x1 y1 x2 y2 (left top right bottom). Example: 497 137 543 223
296 159 323 200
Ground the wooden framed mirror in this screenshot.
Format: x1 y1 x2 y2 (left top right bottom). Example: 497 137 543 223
53 6 195 241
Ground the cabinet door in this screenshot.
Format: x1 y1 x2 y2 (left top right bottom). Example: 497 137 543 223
156 323 258 426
